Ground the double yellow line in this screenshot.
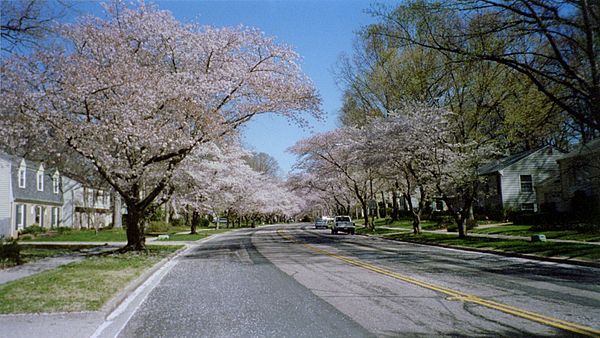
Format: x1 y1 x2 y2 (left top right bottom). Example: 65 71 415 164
277 229 600 337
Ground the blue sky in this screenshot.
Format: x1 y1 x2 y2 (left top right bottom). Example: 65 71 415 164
74 0 377 175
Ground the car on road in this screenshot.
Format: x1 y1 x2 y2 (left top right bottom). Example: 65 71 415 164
331 216 355 235
314 218 330 229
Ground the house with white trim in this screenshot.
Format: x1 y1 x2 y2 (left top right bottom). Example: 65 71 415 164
0 153 63 238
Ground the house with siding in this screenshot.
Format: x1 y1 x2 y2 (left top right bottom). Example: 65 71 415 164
62 176 113 229
478 146 565 213
550 138 600 213
0 153 63 239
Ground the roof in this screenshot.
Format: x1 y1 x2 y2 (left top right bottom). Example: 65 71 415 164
0 151 63 204
478 148 540 175
558 138 600 161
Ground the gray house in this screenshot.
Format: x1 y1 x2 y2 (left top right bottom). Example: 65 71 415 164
0 153 63 238
479 146 565 213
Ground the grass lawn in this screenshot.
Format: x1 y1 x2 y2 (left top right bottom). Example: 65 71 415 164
383 232 600 262
20 228 128 242
1 246 79 269
157 228 233 241
22 226 245 243
0 245 182 314
470 225 600 242
360 218 438 230
356 227 409 236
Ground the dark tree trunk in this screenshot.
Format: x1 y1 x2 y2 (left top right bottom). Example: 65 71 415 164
190 211 200 234
123 207 145 251
380 191 387 218
362 201 371 229
412 211 421 235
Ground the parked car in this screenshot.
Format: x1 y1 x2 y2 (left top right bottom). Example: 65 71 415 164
314 218 331 229
331 216 355 235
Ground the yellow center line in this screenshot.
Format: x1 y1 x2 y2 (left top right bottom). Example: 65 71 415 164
277 229 600 337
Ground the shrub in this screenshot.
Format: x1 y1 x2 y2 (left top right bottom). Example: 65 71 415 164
147 221 170 233
0 237 21 265
20 224 44 236
170 217 186 227
56 227 72 234
437 216 456 230
198 218 210 227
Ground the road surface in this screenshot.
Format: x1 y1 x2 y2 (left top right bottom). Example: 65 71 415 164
102 223 600 337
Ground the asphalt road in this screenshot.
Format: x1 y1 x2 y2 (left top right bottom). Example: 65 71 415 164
111 223 600 337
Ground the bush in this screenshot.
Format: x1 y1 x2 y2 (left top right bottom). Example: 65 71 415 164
20 224 44 236
56 227 72 234
170 217 186 227
198 218 210 227
147 221 170 233
0 237 21 265
436 216 456 230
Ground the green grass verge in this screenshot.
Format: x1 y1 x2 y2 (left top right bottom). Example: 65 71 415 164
0 245 182 314
20 228 128 242
470 225 600 242
154 228 237 242
356 227 409 236
383 232 600 262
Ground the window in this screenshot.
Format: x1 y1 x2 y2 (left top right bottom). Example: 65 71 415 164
37 165 44 191
18 162 26 188
35 206 44 227
15 204 25 230
520 175 533 193
51 207 60 227
53 172 60 194
521 203 535 212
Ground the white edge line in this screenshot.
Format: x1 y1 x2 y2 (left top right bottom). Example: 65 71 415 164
90 235 223 338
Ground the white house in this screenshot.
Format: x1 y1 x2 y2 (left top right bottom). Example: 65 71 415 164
478 145 565 213
61 176 113 229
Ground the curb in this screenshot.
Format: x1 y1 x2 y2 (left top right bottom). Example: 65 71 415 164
361 233 600 269
100 244 188 316
98 230 239 318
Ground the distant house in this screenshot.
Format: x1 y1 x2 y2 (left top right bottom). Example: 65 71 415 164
554 138 600 213
478 146 565 213
0 153 63 239
61 177 113 229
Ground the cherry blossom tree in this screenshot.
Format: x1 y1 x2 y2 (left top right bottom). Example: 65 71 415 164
369 102 496 237
172 138 303 230
290 128 380 229
1 2 320 250
363 110 442 234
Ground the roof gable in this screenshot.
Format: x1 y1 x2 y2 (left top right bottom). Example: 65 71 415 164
479 146 563 175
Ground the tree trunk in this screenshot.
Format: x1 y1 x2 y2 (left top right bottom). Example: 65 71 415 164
165 203 170 225
412 211 421 234
112 192 122 228
361 201 371 229
380 191 387 218
122 207 145 251
456 212 466 238
391 188 399 221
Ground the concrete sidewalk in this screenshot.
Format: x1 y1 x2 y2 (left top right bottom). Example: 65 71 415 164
0 245 122 285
